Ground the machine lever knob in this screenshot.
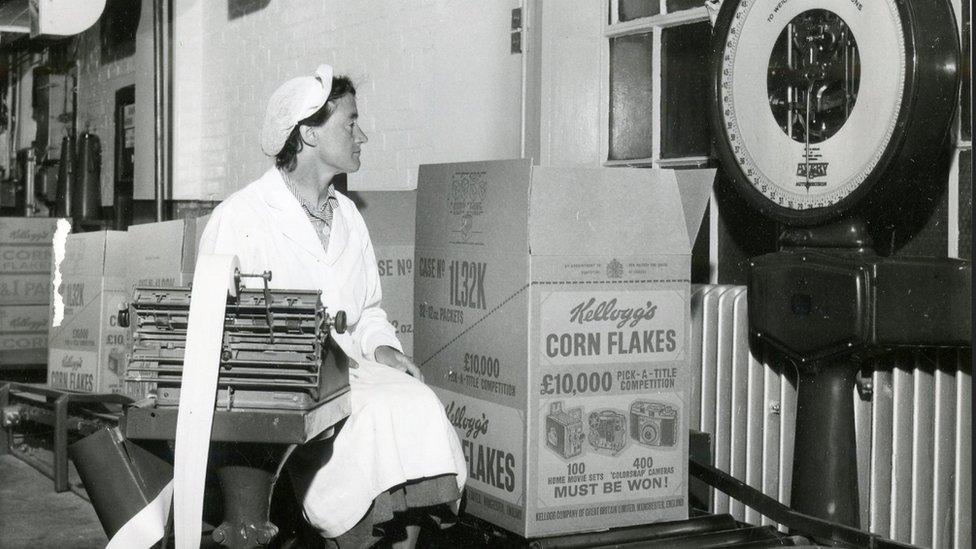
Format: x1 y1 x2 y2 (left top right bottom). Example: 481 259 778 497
333 311 347 334
117 303 130 328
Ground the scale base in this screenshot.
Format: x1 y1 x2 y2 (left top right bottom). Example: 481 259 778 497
748 219 971 528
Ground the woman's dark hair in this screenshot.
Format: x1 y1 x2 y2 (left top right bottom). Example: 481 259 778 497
275 76 356 172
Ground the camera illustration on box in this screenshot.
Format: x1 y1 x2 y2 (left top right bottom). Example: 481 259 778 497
545 399 679 459
546 401 585 459
630 401 678 448
587 409 628 456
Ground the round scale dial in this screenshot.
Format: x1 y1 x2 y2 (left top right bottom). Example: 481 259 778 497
711 0 959 225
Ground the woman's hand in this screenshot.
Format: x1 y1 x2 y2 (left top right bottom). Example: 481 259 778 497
374 345 424 382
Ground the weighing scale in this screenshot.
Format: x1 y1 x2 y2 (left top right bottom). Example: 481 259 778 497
709 0 968 528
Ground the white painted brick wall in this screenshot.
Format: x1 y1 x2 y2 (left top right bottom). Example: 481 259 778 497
157 0 521 201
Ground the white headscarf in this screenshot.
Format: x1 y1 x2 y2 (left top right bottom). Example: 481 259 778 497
259 64 334 156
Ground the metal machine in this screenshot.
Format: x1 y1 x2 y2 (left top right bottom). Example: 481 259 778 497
123 275 348 411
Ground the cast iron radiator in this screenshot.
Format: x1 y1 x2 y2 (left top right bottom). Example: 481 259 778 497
690 284 971 549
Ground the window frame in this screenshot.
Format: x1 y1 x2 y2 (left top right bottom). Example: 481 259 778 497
603 1 712 168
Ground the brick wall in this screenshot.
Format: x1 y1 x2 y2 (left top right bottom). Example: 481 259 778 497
158 0 522 201
73 0 152 207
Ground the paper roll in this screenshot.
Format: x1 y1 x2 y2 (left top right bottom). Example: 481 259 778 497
173 254 240 548
105 254 240 549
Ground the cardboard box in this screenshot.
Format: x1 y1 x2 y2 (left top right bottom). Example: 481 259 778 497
355 191 416 357
122 216 208 398
0 217 60 246
126 216 208 289
0 305 50 363
415 160 713 537
47 230 129 393
0 217 60 366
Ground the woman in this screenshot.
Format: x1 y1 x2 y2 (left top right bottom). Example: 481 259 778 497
199 65 467 548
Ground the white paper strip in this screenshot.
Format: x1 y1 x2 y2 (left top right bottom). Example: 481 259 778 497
105 480 174 549
173 254 240 549
50 218 72 327
104 253 239 549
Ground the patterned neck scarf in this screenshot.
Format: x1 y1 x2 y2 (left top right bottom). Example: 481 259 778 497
281 169 340 251
281 169 339 227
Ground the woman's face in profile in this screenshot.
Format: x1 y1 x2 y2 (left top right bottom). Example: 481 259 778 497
308 93 368 174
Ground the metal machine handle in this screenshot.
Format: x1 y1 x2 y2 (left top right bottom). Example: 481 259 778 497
235 269 275 343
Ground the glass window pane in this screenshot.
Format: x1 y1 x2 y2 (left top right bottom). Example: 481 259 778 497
660 22 712 159
666 0 705 12
619 0 660 22
609 32 654 161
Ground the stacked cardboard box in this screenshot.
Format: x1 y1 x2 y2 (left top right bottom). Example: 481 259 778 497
415 160 713 537
125 216 208 290
47 230 129 393
46 216 209 397
355 191 417 357
122 216 209 398
0 217 61 367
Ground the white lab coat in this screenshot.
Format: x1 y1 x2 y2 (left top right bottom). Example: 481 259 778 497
198 168 467 537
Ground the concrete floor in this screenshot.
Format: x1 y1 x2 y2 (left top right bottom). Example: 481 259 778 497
0 452 771 548
0 452 514 549
0 454 107 549
0 448 497 549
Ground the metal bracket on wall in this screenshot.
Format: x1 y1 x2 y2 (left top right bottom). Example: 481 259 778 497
511 7 522 54
855 368 874 400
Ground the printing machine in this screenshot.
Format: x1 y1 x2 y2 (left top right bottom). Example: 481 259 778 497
69 270 353 548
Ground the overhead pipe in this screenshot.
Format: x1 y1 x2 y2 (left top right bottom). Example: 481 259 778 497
23 147 36 216
9 53 19 181
153 0 168 222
